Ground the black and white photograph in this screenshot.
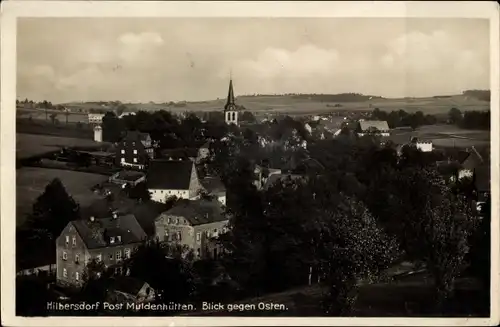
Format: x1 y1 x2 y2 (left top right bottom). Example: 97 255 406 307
1 1 499 326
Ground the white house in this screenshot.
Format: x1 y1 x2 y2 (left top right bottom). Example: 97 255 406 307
146 160 202 203
88 113 105 124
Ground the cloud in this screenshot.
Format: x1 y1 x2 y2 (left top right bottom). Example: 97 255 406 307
229 45 341 94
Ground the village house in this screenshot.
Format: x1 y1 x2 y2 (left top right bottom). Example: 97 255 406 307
116 131 155 170
109 170 146 188
263 173 307 191
147 159 202 203
154 199 228 259
88 113 105 125
397 137 433 155
458 146 485 180
253 165 283 190
199 175 227 205
357 120 391 137
56 214 147 288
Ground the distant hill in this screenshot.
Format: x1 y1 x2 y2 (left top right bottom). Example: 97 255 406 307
57 91 490 116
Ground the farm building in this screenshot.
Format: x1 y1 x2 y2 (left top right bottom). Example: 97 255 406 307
109 170 146 187
357 120 390 137
146 159 202 203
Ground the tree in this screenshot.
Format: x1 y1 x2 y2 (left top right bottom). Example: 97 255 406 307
124 240 195 305
381 168 477 310
26 178 80 243
448 107 462 125
127 181 151 202
49 113 57 124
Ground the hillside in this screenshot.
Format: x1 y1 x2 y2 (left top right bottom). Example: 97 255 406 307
58 91 489 116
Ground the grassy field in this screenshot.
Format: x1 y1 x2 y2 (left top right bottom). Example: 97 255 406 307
17 108 88 124
17 133 109 160
56 94 489 117
389 124 490 148
16 167 109 225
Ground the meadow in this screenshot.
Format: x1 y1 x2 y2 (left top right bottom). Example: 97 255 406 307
16 167 109 225
16 133 108 160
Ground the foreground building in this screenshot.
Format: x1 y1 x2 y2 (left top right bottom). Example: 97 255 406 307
56 214 147 287
154 199 228 259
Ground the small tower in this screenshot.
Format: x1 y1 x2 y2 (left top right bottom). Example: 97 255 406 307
94 125 103 143
224 74 239 126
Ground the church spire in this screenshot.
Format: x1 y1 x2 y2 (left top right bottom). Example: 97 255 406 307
224 73 236 112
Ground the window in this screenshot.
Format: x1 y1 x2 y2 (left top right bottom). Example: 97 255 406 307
206 231 211 238
176 232 182 241
174 218 178 224
117 236 122 243
65 236 69 245
213 229 218 237
124 248 131 259
164 230 169 241
109 253 114 260
62 251 68 260
196 232 201 242
72 237 76 246
133 158 138 163
125 268 130 276
75 254 80 264
96 254 102 262
75 272 80 281
167 218 171 224
121 157 125 163
196 248 201 257
110 237 115 244
132 142 136 146
116 251 122 261
121 149 125 154
63 268 67 278
133 149 137 154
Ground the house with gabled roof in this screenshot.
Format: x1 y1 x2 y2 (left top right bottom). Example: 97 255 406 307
146 159 202 203
357 120 390 137
116 131 155 170
458 146 485 180
56 214 147 287
154 199 228 260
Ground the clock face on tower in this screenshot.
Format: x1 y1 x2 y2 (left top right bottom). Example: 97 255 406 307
226 105 236 111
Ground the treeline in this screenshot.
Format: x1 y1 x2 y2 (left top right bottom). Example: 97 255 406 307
17 99 65 110
371 108 437 129
448 108 490 130
463 90 490 102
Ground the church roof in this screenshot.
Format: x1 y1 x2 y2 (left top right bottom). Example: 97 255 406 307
224 79 237 112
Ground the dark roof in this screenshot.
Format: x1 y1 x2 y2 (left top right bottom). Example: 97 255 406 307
146 159 194 190
200 176 226 195
160 199 227 226
113 170 145 182
131 201 171 237
72 214 147 249
474 166 490 192
109 277 148 296
160 148 198 159
460 147 484 170
200 141 211 149
263 174 305 190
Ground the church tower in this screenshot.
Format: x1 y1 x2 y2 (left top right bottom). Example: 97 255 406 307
224 75 239 126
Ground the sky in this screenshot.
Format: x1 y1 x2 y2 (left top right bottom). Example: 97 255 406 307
17 18 490 103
